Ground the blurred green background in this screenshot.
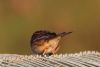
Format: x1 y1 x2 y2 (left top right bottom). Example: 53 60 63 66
0 0 100 54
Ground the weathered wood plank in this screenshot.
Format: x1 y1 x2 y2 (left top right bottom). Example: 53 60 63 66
0 51 100 67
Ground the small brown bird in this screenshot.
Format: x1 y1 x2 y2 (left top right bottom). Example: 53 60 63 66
30 30 72 55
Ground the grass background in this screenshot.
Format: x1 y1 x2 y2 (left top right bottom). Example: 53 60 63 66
0 0 100 54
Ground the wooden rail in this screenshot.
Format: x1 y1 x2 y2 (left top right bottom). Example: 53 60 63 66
0 51 100 67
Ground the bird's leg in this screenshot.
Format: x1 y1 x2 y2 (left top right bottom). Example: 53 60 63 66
52 45 60 54
42 47 49 55
43 49 46 55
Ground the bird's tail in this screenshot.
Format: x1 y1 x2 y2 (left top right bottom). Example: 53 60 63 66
58 32 72 37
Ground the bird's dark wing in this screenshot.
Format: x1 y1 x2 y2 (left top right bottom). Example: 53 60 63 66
30 30 57 44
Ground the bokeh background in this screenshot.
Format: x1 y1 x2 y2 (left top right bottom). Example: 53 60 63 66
0 0 100 54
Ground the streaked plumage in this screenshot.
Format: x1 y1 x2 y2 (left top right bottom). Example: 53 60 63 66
30 30 72 55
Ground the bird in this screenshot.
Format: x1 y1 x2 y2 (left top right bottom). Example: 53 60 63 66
30 30 72 56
